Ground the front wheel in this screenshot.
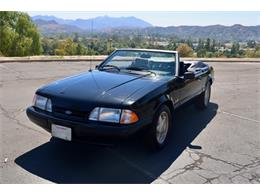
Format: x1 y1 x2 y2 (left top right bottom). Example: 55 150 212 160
195 82 211 110
147 105 172 150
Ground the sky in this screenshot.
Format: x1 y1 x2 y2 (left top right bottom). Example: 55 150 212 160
27 11 260 27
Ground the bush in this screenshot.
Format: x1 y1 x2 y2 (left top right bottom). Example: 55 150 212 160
176 44 194 57
245 49 260 58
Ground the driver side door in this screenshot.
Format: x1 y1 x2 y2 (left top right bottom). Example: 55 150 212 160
169 63 199 108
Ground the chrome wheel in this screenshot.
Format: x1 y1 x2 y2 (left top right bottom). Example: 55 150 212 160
204 83 210 106
156 111 169 144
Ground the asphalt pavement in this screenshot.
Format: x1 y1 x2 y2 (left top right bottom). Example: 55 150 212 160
0 61 259 183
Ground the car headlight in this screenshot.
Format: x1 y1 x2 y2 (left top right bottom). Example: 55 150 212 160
89 107 138 124
46 98 52 112
33 94 52 112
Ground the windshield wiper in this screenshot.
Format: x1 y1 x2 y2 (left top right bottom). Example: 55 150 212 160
99 65 120 72
125 67 156 76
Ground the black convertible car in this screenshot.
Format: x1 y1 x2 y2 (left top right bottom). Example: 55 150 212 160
27 49 214 149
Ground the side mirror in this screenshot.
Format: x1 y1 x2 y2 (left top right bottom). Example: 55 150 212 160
184 71 195 79
95 65 99 69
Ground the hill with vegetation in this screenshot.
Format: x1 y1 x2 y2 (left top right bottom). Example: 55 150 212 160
32 15 260 42
140 25 260 42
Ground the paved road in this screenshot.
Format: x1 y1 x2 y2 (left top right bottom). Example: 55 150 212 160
0 61 259 183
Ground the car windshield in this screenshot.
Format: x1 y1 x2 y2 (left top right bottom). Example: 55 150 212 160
100 50 176 76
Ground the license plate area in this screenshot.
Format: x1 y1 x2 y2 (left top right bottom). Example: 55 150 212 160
51 124 72 141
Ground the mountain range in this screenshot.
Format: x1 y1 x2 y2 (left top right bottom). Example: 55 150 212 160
141 25 260 41
32 15 260 41
32 15 152 30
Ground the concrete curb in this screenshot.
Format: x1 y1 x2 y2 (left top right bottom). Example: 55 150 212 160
0 56 259 63
182 58 260 63
0 56 108 63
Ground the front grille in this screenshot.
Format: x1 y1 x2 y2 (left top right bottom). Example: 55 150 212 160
53 106 88 120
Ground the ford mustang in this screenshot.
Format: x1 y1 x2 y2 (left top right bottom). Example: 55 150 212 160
26 48 214 149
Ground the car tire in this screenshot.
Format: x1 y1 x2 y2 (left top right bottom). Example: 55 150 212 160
195 81 211 110
147 104 172 150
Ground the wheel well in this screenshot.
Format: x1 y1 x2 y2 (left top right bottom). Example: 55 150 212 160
163 100 174 116
155 96 174 117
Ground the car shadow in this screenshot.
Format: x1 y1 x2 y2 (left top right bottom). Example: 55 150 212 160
15 102 218 184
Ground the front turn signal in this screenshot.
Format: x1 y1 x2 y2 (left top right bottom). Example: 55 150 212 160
120 110 139 124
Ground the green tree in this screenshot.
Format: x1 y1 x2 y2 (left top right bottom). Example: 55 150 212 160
205 38 211 51
0 11 42 56
73 33 80 43
196 49 207 57
247 40 256 48
231 42 240 57
186 39 193 48
211 39 216 52
76 43 87 55
197 38 204 50
167 40 177 50
54 38 80 55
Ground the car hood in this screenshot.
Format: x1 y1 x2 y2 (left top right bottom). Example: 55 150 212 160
38 70 166 110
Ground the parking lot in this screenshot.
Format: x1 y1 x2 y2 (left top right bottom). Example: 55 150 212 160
0 61 259 183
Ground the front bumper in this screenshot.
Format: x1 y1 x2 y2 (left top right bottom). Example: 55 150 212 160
26 107 148 140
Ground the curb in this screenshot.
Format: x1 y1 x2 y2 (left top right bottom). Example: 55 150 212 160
182 58 260 63
0 56 108 63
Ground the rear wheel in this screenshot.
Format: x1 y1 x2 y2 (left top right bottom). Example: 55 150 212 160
147 105 172 150
196 82 211 110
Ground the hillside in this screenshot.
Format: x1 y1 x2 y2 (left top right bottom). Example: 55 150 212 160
141 24 260 41
32 15 260 41
32 15 152 31
34 19 83 35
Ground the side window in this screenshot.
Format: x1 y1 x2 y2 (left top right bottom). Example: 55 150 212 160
187 61 208 73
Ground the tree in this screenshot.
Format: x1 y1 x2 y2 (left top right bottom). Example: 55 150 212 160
76 43 87 55
176 44 194 57
211 39 216 52
73 33 80 43
196 49 206 57
0 11 42 56
167 40 177 50
231 42 240 57
247 40 256 48
205 38 211 51
55 38 78 55
186 39 193 48
197 38 204 50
